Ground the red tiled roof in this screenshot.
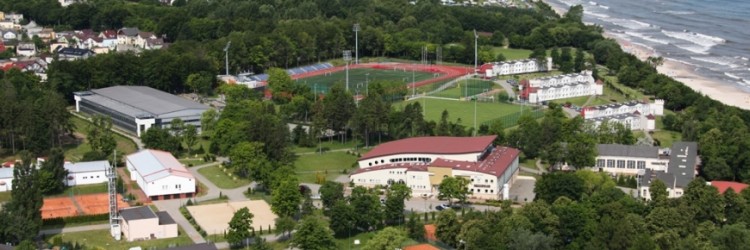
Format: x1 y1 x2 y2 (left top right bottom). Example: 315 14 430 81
711 181 749 194
424 224 436 241
431 146 519 177
404 244 439 250
351 162 429 175
360 136 496 160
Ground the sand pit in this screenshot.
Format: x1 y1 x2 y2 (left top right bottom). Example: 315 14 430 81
186 200 277 235
75 193 128 215
41 193 129 219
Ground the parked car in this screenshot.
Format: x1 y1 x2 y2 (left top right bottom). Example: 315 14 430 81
435 204 449 211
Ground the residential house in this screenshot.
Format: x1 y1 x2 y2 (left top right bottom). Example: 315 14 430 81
98 30 118 48
15 43 36 57
135 31 157 48
0 168 13 192
56 47 95 61
144 37 165 50
638 142 699 200
64 160 109 186
518 70 604 104
1 30 17 41
5 13 23 24
117 27 140 46
710 181 749 194
119 206 178 241
36 28 55 43
126 149 196 200
2 58 50 81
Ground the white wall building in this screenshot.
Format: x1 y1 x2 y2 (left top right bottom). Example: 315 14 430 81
119 206 178 241
638 142 698 200
582 100 665 131
351 136 520 200
126 149 195 200
594 144 670 175
479 57 552 77
64 160 109 186
0 168 13 192
519 70 603 104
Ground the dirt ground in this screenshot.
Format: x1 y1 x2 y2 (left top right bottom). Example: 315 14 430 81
186 200 277 235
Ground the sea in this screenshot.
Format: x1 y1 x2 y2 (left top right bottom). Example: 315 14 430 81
544 0 750 92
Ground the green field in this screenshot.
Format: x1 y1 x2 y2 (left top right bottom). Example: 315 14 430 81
492 48 533 60
397 98 525 126
298 68 440 94
45 228 193 250
431 79 497 99
294 152 359 184
48 183 108 198
197 165 252 189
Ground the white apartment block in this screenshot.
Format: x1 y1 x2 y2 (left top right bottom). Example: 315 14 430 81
479 57 552 77
519 70 603 104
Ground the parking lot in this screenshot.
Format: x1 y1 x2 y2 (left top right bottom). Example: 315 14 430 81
509 176 536 203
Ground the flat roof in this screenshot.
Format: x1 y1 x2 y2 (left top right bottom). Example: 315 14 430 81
120 206 156 221
64 160 109 174
76 86 208 118
127 149 193 182
354 146 519 177
156 211 176 225
668 141 697 188
0 168 12 179
360 136 496 161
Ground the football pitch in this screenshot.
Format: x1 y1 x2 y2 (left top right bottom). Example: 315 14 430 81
431 79 496 99
296 68 441 93
397 98 525 126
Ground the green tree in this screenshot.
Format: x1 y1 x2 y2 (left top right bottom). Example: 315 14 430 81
362 227 408 250
683 177 724 223
200 109 218 137
319 181 344 212
271 177 302 218
349 186 382 231
2 152 43 244
38 147 68 195
185 72 214 94
534 172 585 202
141 127 181 154
384 183 411 226
322 84 355 143
437 176 470 206
87 115 116 156
457 219 491 250
226 207 254 247
228 141 272 183
328 200 357 237
565 133 596 169
267 68 295 104
290 216 337 250
183 124 198 155
573 48 585 72
711 223 750 250
649 179 668 206
506 229 555 250
274 216 296 239
406 213 425 241
435 210 460 247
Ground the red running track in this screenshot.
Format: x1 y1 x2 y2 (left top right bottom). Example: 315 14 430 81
290 63 473 89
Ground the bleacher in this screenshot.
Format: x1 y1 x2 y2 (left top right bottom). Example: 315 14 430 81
242 62 334 82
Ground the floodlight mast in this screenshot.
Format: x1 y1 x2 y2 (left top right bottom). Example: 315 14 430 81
343 50 352 92
223 41 231 76
353 24 361 64
474 30 478 76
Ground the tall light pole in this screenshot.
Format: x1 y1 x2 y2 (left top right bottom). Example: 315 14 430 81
365 73 369 96
223 41 231 75
353 23 360 64
473 30 478 76
343 50 352 92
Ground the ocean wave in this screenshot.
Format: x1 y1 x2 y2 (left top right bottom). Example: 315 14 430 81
662 30 726 48
585 11 610 19
674 44 710 55
608 18 656 30
667 58 700 67
658 10 695 15
624 31 670 45
691 56 741 68
725 72 742 80
599 5 609 10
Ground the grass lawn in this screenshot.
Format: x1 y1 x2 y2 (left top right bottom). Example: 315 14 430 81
45 228 193 250
554 96 591 107
431 79 496 99
178 158 207 167
396 98 523 125
293 139 362 154
492 47 533 60
294 152 359 184
197 165 251 189
65 116 138 163
196 180 209 197
298 68 440 94
47 183 108 198
652 130 682 148
333 231 420 249
0 192 10 202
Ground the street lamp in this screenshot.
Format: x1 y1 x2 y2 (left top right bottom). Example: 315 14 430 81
343 50 352 92
365 73 369 96
223 41 231 75
353 23 361 64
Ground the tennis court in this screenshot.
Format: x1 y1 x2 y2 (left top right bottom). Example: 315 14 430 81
41 193 129 219
41 197 78 219
75 193 128 215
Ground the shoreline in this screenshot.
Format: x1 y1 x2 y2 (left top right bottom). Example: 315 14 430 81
542 0 750 110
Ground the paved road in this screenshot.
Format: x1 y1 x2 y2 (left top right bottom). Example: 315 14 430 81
153 199 206 243
39 224 110 236
493 79 516 97
509 176 537 203
404 196 502 213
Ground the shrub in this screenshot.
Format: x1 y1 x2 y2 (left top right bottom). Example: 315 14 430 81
42 213 109 226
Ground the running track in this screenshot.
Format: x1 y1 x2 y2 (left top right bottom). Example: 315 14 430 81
290 63 473 89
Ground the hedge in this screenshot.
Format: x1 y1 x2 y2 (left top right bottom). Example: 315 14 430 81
43 213 109 226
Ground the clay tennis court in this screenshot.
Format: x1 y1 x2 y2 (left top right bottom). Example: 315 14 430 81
186 200 277 235
41 193 129 219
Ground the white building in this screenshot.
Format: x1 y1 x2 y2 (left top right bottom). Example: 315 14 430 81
583 100 665 131
479 57 552 77
638 142 698 200
0 168 13 192
519 70 603 104
119 206 178 241
351 136 520 200
594 144 670 175
126 149 196 200
15 43 36 57
64 160 109 186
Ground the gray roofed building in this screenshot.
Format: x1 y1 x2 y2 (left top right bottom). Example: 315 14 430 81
597 144 659 159
156 211 176 225
166 243 219 250
73 86 210 136
56 47 95 61
667 141 698 188
64 160 109 173
118 27 140 37
120 206 157 221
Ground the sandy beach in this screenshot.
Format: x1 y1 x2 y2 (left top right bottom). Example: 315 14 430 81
543 1 750 110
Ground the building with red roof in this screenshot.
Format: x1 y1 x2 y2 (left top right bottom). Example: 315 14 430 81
351 136 520 200
404 244 439 250
711 181 749 194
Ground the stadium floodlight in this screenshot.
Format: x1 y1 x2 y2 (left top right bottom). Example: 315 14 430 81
223 41 231 75
474 29 478 76
353 23 361 64
343 50 352 92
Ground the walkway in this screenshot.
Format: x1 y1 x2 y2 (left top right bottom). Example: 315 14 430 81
39 223 110 236
493 79 516 98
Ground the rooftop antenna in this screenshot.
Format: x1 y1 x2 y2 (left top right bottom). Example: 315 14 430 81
223 41 231 76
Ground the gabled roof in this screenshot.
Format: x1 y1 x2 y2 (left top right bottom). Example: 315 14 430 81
711 181 749 194
127 149 193 182
100 30 117 39
77 86 209 118
360 136 496 161
64 160 109 174
118 27 140 37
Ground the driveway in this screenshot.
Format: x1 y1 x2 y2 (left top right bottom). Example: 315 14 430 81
152 199 206 244
509 176 536 203
494 79 516 97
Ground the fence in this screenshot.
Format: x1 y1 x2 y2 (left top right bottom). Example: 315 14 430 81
481 105 545 129
430 79 494 99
